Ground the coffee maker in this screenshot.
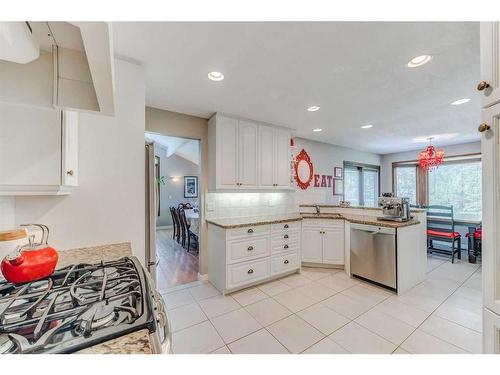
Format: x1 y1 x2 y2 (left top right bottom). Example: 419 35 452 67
377 196 412 222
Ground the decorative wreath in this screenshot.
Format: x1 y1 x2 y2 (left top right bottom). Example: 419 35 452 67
294 148 314 190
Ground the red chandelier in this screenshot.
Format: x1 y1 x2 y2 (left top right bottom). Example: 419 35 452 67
418 138 444 171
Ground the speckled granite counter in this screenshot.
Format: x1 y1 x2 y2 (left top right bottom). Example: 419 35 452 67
300 204 427 213
57 243 154 354
206 213 303 229
206 212 419 229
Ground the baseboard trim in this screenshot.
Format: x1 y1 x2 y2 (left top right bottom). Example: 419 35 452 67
156 225 173 230
197 273 208 281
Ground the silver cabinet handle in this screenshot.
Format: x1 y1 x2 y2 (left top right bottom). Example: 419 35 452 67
284 234 289 239
284 260 289 264
284 244 289 249
284 224 289 229
247 246 254 251
67 170 74 176
248 228 254 233
247 269 254 274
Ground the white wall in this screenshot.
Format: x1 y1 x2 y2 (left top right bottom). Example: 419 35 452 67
380 141 481 194
13 58 146 264
293 137 381 205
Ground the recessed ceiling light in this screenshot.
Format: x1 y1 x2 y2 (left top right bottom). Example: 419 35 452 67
451 98 471 105
208 71 224 81
361 124 373 129
407 55 432 68
313 128 322 132
307 106 320 112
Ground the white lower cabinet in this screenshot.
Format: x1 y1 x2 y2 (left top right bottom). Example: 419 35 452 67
208 220 301 294
301 219 345 266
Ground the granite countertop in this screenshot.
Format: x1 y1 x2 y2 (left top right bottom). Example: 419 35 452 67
207 212 420 229
299 204 427 213
57 243 154 354
206 213 303 229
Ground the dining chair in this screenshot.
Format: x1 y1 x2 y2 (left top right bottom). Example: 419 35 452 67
169 206 178 241
178 208 198 252
426 205 462 263
172 207 182 244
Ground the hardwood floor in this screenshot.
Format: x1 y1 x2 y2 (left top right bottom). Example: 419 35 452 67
156 228 199 291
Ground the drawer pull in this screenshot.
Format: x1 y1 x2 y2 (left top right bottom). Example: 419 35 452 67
284 234 289 239
284 224 289 229
284 260 289 264
248 229 254 234
247 269 254 274
247 246 254 251
284 244 289 249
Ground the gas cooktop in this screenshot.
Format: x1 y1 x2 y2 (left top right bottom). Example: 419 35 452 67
0 257 156 354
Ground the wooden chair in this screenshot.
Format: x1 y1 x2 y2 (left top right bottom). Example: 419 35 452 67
178 208 198 252
178 203 193 210
172 207 183 244
426 205 461 263
169 206 178 241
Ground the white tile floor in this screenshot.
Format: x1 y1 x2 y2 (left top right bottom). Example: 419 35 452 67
162 255 482 354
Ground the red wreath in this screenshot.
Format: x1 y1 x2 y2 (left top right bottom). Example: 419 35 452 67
294 149 314 190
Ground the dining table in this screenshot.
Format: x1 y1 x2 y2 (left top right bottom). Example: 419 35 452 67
184 208 200 235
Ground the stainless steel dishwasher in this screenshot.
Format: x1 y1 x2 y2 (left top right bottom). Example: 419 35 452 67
350 223 397 290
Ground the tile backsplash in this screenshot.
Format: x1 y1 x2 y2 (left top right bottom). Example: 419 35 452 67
205 192 298 219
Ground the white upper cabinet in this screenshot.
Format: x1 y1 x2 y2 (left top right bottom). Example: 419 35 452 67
209 113 291 190
274 128 291 188
0 102 79 195
480 22 500 109
258 125 276 188
238 120 258 188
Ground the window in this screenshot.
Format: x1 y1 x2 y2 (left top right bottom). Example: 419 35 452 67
428 159 482 220
394 165 417 205
343 162 380 207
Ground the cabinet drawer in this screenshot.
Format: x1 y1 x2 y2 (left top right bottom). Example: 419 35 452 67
227 258 270 289
271 221 301 232
272 241 299 254
227 224 270 239
271 231 300 243
227 237 270 264
271 252 299 275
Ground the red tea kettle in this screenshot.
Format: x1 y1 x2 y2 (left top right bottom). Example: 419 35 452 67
1 224 58 284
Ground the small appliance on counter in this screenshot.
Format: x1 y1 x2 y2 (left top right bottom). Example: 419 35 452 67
377 196 412 222
1 224 58 284
0 257 171 354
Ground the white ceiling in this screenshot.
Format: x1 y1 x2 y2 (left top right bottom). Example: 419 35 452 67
145 132 200 165
114 22 480 154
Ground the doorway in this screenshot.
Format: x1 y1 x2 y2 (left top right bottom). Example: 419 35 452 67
145 132 201 291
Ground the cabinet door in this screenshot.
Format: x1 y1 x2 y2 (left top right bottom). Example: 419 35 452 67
217 116 239 189
258 125 275 188
238 120 258 188
480 22 500 108
301 228 322 263
274 128 290 188
322 227 345 265
482 102 500 316
0 103 61 186
61 111 79 186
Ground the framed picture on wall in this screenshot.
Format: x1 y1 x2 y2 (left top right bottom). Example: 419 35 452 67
184 176 198 198
334 167 343 178
333 178 343 196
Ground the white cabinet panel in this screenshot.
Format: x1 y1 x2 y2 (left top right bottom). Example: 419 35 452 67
480 22 500 108
61 111 79 186
238 120 258 188
0 103 61 186
226 258 270 289
258 125 275 188
484 308 499 353
322 227 345 264
275 128 291 188
301 228 323 263
217 116 239 189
